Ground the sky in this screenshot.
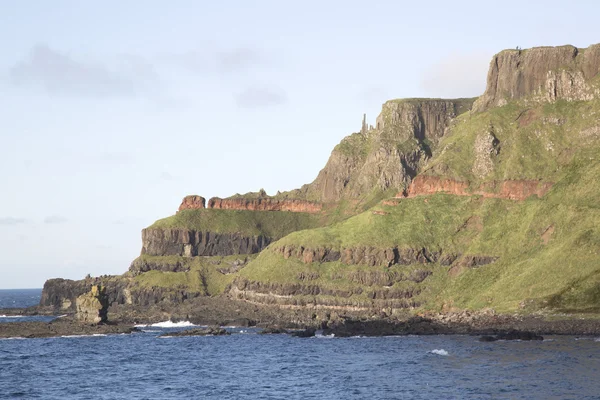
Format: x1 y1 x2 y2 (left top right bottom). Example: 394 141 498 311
1 0 599 289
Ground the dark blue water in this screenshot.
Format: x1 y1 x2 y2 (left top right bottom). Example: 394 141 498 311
0 288 41 309
0 289 53 324
2 290 600 399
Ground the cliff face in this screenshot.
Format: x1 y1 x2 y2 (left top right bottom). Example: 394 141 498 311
300 98 474 203
207 197 322 213
401 176 553 201
141 228 271 257
178 195 206 211
473 44 600 112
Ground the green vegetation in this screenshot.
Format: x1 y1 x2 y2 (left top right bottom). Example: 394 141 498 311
149 209 324 239
133 254 258 296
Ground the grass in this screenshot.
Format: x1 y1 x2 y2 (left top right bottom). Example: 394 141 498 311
149 209 323 239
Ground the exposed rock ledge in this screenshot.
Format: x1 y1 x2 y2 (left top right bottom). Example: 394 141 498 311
141 228 270 257
178 195 322 213
392 175 552 201
274 245 497 268
473 44 600 112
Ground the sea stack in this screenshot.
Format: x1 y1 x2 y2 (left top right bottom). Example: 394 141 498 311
76 285 109 324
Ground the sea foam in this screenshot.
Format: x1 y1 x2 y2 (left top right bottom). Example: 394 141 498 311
136 320 197 328
430 349 449 356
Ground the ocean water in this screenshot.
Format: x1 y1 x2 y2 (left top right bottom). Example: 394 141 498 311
2 290 600 399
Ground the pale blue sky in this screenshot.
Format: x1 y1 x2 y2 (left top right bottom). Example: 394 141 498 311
1 0 598 288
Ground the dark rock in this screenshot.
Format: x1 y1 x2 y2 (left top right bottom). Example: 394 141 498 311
478 335 498 342
159 326 230 337
259 327 289 334
496 330 543 341
290 328 316 337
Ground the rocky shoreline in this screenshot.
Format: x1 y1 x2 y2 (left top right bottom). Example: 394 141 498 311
3 298 600 339
0 316 138 339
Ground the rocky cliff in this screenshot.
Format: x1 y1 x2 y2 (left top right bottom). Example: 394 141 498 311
207 197 322 213
39 42 600 322
293 98 475 203
400 176 553 201
473 44 600 112
140 228 271 257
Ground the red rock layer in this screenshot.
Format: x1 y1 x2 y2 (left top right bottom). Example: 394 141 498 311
207 197 322 213
400 176 552 201
178 195 206 211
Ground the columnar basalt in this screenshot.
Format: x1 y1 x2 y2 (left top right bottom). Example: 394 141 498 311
473 44 600 112
141 228 271 257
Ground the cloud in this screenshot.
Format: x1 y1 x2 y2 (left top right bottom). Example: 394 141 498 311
0 217 26 226
420 52 492 98
216 48 263 72
236 86 287 108
165 47 267 75
44 215 68 224
9 44 155 98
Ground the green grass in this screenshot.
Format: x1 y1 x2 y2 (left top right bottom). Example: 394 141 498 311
149 209 324 239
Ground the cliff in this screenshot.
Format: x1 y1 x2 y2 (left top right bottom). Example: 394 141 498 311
295 98 475 204
207 197 322 213
473 44 600 112
40 42 600 322
140 228 271 257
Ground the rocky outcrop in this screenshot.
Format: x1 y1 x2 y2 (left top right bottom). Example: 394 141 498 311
473 44 600 112
402 175 553 201
297 98 474 203
40 277 204 310
76 285 109 324
159 326 230 337
207 197 322 213
275 244 493 268
178 195 206 211
141 228 270 257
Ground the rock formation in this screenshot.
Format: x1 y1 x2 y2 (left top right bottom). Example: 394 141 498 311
401 176 553 201
75 285 109 324
206 197 322 213
298 98 474 203
140 228 271 257
178 195 206 211
473 44 600 112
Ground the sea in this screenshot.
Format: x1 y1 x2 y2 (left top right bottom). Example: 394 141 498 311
2 289 600 399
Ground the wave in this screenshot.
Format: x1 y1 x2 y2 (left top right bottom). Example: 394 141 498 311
135 320 197 328
430 349 449 356
0 315 27 318
0 337 26 340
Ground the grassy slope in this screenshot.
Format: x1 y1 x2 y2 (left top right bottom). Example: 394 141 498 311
239 94 600 313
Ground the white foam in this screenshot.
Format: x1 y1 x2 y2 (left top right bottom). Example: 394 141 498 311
430 349 449 356
60 334 107 338
147 320 196 328
315 333 335 339
594 338 600 342
0 337 26 340
0 315 26 318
